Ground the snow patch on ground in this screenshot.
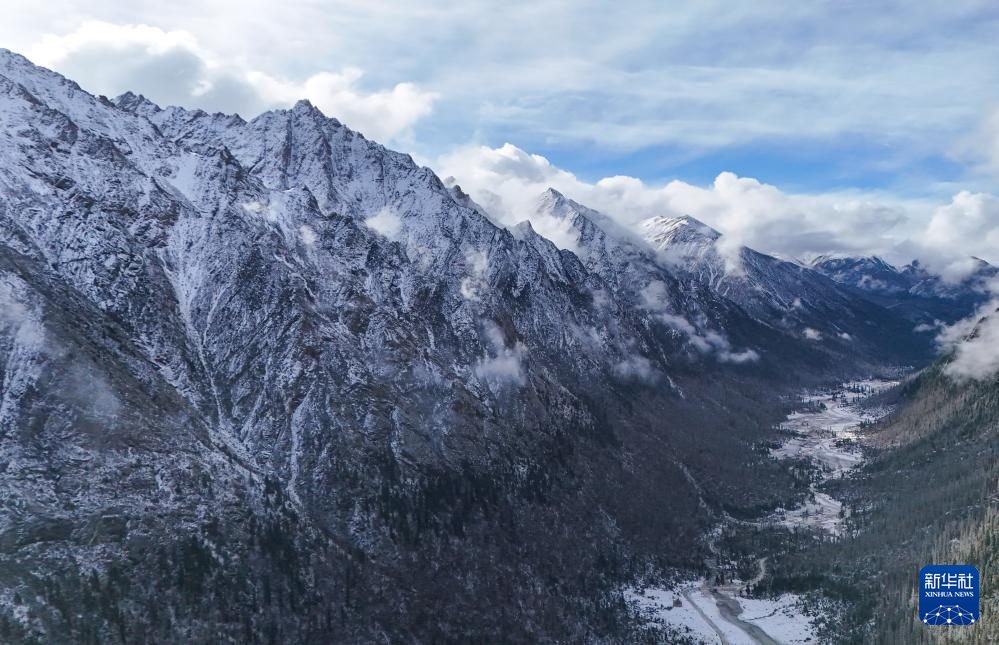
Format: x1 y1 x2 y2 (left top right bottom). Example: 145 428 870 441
629 381 895 643
739 594 818 644
627 584 722 644
683 586 758 644
168 151 200 202
628 580 817 644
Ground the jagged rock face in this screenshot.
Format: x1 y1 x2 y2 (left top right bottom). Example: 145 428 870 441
810 255 997 324
0 48 945 642
3 49 617 488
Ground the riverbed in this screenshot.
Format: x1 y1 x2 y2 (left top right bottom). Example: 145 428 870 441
769 379 897 536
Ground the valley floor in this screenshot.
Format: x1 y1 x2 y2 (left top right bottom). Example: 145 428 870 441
628 578 813 644
627 379 898 644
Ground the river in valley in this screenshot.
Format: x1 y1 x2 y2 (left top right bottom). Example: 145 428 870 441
628 379 898 644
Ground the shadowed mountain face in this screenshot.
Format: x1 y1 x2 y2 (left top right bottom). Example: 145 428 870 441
0 49 952 642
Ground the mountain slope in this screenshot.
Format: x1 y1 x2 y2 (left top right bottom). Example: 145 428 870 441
767 306 999 643
0 48 952 643
641 216 919 356
0 49 824 643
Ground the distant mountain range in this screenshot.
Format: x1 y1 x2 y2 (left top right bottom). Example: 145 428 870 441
809 254 996 325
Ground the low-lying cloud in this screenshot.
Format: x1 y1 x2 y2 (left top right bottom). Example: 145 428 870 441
298 224 318 246
459 248 489 302
612 354 659 383
22 22 999 282
919 192 999 281
938 294 999 382
364 206 403 241
640 281 759 364
474 322 525 385
0 277 45 349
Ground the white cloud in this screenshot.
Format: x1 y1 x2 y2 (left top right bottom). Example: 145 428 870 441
0 278 45 349
251 68 438 143
438 144 583 251
437 142 999 278
612 355 659 383
9 13 999 279
474 322 525 385
474 352 524 384
638 280 670 311
241 199 283 223
459 248 489 302
298 224 317 246
4 1 996 161
938 298 999 381
27 21 437 142
919 192 999 280
719 348 761 364
364 206 403 240
241 201 265 215
958 105 999 178
639 280 759 363
437 144 904 258
804 328 823 341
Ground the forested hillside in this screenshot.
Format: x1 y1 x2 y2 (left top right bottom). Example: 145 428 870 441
767 341 999 643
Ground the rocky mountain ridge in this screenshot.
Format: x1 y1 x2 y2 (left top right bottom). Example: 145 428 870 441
0 48 966 642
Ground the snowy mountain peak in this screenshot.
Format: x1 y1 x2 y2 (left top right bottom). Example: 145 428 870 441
538 186 568 206
531 188 636 261
810 254 898 273
289 97 342 126
113 91 161 115
811 254 922 294
0 48 39 75
810 254 997 323
640 215 721 249
534 187 616 230
0 47 25 64
511 219 536 236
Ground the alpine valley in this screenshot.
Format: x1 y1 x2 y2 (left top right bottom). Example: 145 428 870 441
0 49 996 644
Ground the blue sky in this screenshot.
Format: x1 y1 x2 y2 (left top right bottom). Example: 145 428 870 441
3 0 999 268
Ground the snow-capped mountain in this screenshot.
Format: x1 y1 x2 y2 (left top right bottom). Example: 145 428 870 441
810 255 997 324
640 214 721 258
529 188 927 369
809 255 911 293
0 49 953 642
635 212 928 361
